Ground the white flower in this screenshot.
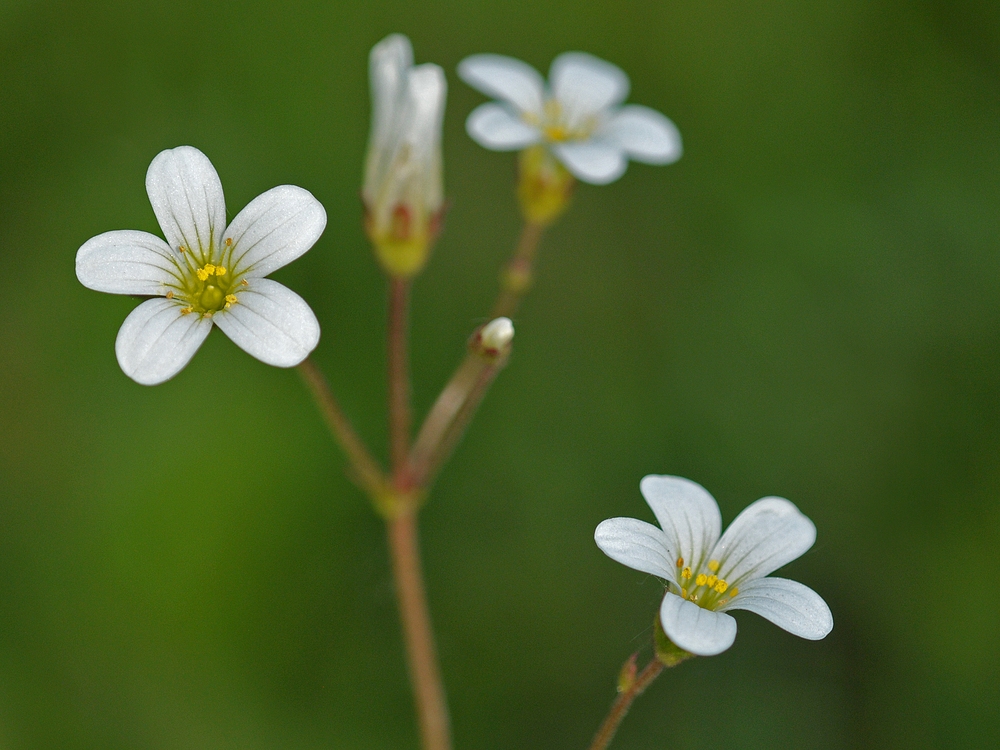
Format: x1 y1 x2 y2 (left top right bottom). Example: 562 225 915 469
458 51 682 185
76 146 326 385
595 475 833 656
363 34 446 276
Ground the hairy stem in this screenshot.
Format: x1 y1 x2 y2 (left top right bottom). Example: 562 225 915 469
491 221 544 319
388 277 413 483
587 659 664 750
297 357 386 498
388 511 452 750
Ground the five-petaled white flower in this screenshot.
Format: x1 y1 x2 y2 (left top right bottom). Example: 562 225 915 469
458 51 682 185
76 146 326 385
595 475 833 656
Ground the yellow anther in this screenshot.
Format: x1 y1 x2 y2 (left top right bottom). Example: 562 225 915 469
696 574 708 586
681 588 688 599
224 237 233 246
225 294 238 304
714 580 729 594
178 245 186 253
180 306 193 315
544 125 569 142
676 557 684 568
681 567 692 580
203 264 216 275
204 311 213 318
196 267 210 281
241 279 249 286
688 593 698 603
165 291 174 299
729 587 738 598
706 575 718 588
214 266 227 276
708 560 720 573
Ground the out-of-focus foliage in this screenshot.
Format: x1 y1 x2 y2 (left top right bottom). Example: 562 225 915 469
1 1 998 748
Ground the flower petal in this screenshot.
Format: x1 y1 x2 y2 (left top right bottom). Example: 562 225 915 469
457 54 545 115
145 146 226 263
659 592 737 656
115 298 212 385
639 475 721 578
551 142 627 185
549 52 630 118
710 497 817 586
226 186 327 279
466 102 542 151
213 278 319 368
368 33 414 151
594 518 676 581
600 105 682 165
76 230 181 295
718 577 833 640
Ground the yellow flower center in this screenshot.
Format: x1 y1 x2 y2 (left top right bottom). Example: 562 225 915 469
674 557 738 609
524 99 597 144
167 238 243 317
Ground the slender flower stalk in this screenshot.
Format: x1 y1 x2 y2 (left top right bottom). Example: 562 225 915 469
388 277 414 482
493 221 545 319
587 658 664 750
409 319 514 488
296 357 388 500
388 512 451 750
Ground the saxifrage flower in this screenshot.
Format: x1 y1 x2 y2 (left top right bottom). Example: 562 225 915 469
364 33 446 276
595 475 833 656
458 51 682 185
76 146 326 385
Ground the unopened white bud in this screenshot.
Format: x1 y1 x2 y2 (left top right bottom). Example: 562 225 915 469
479 317 514 353
363 34 446 277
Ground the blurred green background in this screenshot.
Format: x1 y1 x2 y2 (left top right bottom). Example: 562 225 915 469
2 0 999 747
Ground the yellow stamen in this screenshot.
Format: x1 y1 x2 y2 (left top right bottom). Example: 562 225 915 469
681 567 692 580
714 579 728 594
695 573 708 586
730 587 738 598
544 125 569 142
180 306 193 315
225 294 238 305
681 588 688 599
196 267 210 281
676 557 684 568
706 575 718 588
708 560 720 573
203 264 216 275
165 291 174 299
214 266 227 276
178 245 186 253
224 237 233 246
241 279 249 286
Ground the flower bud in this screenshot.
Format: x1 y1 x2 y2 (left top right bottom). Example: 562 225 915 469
476 317 515 356
363 34 446 277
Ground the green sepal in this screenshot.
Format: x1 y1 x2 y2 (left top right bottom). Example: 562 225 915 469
654 614 693 668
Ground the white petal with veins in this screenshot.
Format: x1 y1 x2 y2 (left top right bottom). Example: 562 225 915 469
711 497 816 586
718 577 833 640
115 298 212 386
146 146 226 260
659 593 737 656
227 185 327 279
76 230 180 295
594 518 676 582
214 278 319 367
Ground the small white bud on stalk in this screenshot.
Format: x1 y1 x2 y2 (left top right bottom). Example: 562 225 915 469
477 317 515 355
